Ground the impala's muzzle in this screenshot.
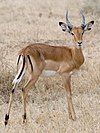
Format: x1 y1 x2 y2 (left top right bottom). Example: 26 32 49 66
77 41 82 46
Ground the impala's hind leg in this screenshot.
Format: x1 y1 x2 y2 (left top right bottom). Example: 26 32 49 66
4 83 17 126
22 74 40 123
21 53 45 123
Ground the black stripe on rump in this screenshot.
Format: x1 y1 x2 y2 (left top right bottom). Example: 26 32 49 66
27 55 33 71
17 56 25 79
17 55 21 66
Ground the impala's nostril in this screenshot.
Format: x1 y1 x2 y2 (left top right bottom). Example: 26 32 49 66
78 42 82 44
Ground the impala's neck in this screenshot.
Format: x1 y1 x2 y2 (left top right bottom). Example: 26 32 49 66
71 46 84 69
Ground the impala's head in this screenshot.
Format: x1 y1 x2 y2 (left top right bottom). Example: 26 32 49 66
59 11 94 47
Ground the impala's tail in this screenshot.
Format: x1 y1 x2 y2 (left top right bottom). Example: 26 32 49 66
12 55 26 84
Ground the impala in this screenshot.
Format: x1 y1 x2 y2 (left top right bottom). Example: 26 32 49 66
5 11 94 125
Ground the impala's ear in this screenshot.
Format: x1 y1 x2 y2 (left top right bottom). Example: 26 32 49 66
83 21 94 31
59 22 67 31
59 22 72 32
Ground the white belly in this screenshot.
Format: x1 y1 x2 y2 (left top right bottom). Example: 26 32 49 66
41 70 58 77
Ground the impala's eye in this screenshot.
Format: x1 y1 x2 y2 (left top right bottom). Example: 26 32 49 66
82 32 84 35
71 33 74 35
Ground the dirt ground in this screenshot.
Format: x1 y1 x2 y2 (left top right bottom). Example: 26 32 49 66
0 0 100 133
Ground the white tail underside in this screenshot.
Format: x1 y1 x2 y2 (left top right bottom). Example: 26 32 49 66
12 56 26 84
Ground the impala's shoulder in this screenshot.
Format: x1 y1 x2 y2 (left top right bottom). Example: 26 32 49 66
61 46 72 53
69 46 77 53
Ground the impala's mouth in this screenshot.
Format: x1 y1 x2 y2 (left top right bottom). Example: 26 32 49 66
78 44 82 47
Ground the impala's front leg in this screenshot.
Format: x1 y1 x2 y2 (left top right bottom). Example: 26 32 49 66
61 74 76 120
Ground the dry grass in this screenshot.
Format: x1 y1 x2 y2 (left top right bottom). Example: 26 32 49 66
0 0 100 133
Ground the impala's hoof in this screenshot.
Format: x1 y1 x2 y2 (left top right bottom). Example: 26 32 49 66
4 114 9 126
22 113 27 123
69 113 76 121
